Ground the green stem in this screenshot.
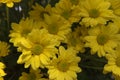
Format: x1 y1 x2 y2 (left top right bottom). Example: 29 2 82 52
6 6 9 30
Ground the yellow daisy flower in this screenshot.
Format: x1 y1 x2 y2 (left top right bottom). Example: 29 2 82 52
84 23 120 57
47 46 81 80
19 68 48 80
0 41 9 57
53 0 81 24
44 14 71 41
9 18 42 51
29 3 53 22
108 0 120 17
17 29 58 70
79 0 115 27
0 62 6 80
65 26 87 53
103 46 120 76
0 0 21 7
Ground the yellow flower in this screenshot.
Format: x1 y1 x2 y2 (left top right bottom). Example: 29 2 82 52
0 0 21 7
84 23 120 57
108 0 120 17
65 26 87 53
53 0 81 24
47 46 81 80
9 18 42 51
19 68 48 80
29 3 53 22
0 41 9 57
44 14 71 41
103 46 120 76
0 62 6 80
17 29 58 70
79 0 115 27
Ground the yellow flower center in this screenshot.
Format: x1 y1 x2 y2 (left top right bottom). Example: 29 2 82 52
62 11 70 20
89 9 100 18
48 24 59 34
31 44 43 55
116 57 120 67
97 34 109 45
57 60 69 72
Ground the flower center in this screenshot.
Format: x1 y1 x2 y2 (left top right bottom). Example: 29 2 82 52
31 44 43 55
57 60 69 72
116 57 120 67
97 34 109 45
48 24 59 34
89 9 100 18
62 11 70 20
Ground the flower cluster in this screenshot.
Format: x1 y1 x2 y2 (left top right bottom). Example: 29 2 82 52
0 41 10 80
1 0 120 80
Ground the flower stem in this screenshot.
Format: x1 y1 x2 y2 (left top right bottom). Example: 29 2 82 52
6 6 9 30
